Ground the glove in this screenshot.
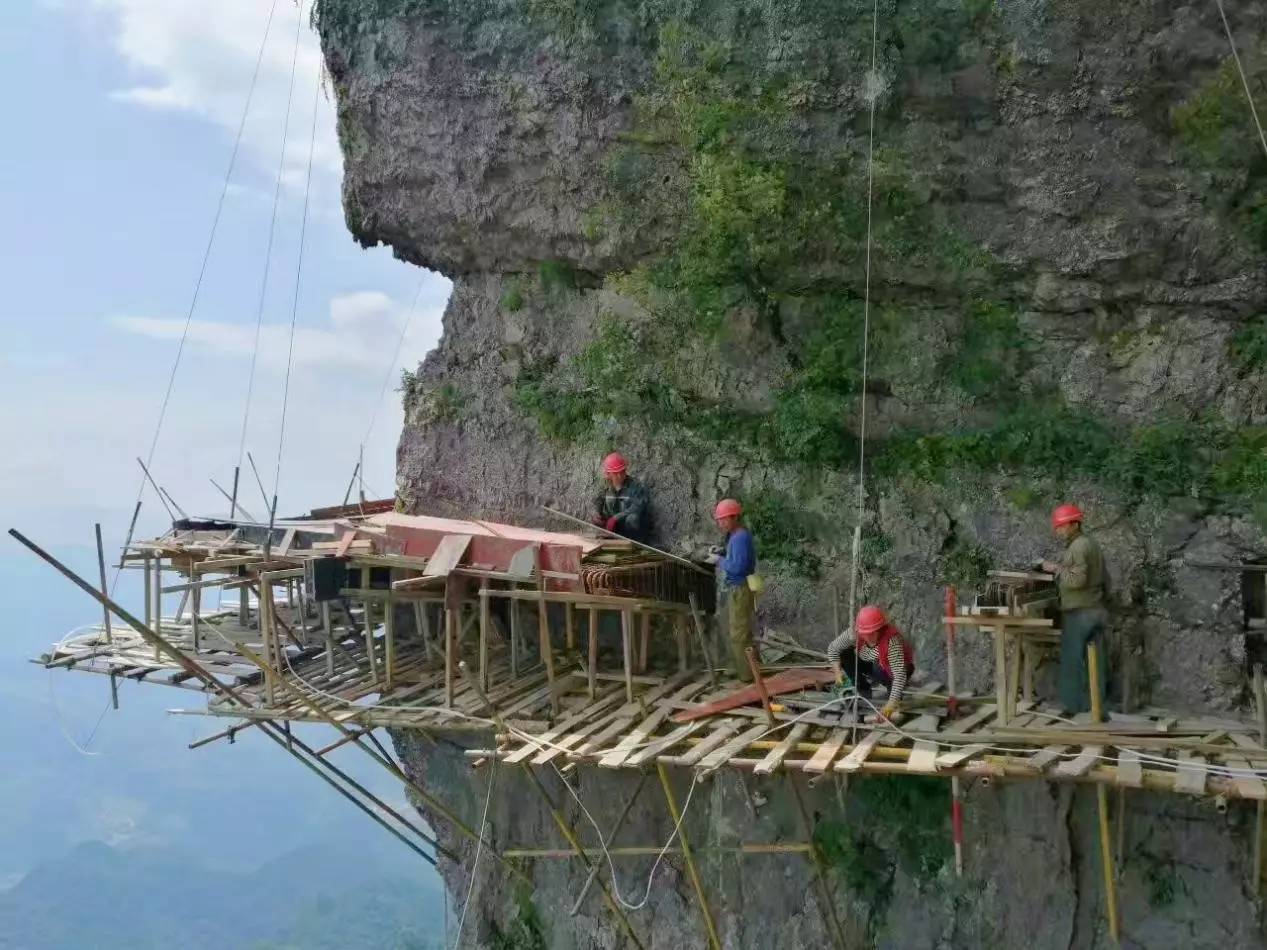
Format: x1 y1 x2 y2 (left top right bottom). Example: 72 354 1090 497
705 551 722 565
605 515 619 532
880 703 897 721
590 515 604 527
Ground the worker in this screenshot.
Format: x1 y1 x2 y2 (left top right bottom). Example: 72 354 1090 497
1041 503 1110 718
706 498 757 682
591 452 652 544
826 605 914 720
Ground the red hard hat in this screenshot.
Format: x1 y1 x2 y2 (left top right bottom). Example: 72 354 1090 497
602 452 627 475
1051 504 1083 528
855 605 887 639
714 498 742 519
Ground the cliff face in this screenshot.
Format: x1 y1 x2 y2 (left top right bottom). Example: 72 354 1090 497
316 1 1267 945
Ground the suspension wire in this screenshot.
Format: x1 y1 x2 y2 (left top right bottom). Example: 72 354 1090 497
362 274 428 451
451 756 498 949
234 0 306 515
269 53 323 533
850 0 881 730
116 0 282 552
1214 0 1267 162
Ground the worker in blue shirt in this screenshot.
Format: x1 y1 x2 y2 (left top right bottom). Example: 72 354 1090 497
706 498 757 682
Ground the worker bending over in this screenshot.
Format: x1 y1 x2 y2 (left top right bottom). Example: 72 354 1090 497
707 498 757 682
1041 503 1110 718
827 605 914 720
591 452 652 544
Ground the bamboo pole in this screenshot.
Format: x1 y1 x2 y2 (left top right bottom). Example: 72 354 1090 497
745 647 777 728
479 579 491 692
384 592 396 691
94 523 119 710
785 773 849 950
621 609 635 703
688 593 718 688
535 547 560 717
943 586 964 877
1088 641 1120 944
8 529 451 868
565 603 575 652
588 607 599 699
656 763 720 950
456 661 641 943
1254 664 1266 894
570 774 649 916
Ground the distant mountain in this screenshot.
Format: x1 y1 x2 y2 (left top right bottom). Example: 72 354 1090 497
0 839 446 950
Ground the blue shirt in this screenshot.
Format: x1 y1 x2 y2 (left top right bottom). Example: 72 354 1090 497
719 527 756 587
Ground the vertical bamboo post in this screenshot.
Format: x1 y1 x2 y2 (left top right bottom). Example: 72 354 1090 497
674 614 689 674
384 595 396 691
638 611 651 674
143 554 152 630
565 603 575 651
942 587 963 877
1253 664 1266 894
656 763 721 950
444 580 456 708
621 609 635 702
364 600 379 683
261 578 276 706
479 580 490 692
588 607 599 699
510 600 520 678
153 557 164 661
534 546 560 718
687 593 718 688
239 583 249 628
1088 642 1119 944
993 622 1009 726
192 584 201 653
321 601 335 677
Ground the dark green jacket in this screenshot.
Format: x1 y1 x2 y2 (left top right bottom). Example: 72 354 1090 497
1058 532 1109 610
593 476 652 543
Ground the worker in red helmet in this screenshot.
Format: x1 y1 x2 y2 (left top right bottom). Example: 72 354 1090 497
1041 503 1111 717
826 605 914 720
706 498 758 682
590 451 652 544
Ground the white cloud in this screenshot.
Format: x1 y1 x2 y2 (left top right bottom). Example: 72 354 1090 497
88 0 341 188
109 288 446 373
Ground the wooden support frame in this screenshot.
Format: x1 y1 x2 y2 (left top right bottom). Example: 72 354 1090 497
588 607 599 699
1088 642 1120 945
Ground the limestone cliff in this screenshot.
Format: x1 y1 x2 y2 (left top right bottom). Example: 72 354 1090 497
316 1 1267 945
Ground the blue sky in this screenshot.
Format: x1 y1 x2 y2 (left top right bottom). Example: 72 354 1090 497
0 0 452 887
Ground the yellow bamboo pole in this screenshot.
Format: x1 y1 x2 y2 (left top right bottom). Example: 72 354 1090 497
1088 642 1120 944
656 763 720 950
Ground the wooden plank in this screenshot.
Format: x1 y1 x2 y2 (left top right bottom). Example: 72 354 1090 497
1027 745 1071 771
1175 754 1208 796
935 742 990 770
626 721 706 767
803 730 850 774
696 723 771 775
423 535 472 578
662 719 743 767
1054 745 1103 778
1115 749 1143 788
837 729 889 773
503 687 624 764
599 705 675 768
573 715 638 759
671 668 837 723
1221 755 1267 800
906 740 939 774
944 703 998 735
754 722 811 775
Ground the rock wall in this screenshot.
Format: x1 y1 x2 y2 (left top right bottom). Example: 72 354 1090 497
315 0 1267 945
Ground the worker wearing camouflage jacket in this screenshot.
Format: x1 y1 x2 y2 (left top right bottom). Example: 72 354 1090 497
591 452 653 544
1041 503 1111 718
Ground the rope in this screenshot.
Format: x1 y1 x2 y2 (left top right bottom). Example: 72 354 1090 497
236 0 306 485
1214 0 1267 162
272 52 323 510
850 0 882 728
451 756 498 949
363 274 428 451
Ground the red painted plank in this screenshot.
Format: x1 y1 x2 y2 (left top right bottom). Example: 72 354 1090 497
671 668 837 722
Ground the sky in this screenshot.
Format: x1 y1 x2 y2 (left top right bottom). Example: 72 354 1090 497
0 0 452 892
